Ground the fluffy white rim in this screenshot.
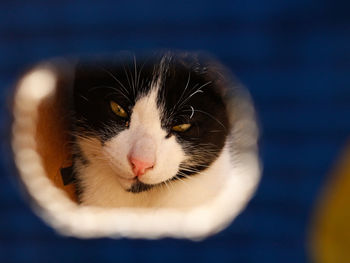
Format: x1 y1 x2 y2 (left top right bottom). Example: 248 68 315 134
11 65 261 240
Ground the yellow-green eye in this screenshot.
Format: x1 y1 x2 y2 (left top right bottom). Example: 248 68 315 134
110 101 128 118
172 123 191 132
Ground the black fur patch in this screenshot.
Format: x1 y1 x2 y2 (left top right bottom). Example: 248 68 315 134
128 180 154 193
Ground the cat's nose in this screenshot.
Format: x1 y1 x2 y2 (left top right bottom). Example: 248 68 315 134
129 157 154 177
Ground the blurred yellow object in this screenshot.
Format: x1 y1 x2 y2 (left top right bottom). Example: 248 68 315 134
310 142 350 262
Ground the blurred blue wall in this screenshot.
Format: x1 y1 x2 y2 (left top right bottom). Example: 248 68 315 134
0 1 349 262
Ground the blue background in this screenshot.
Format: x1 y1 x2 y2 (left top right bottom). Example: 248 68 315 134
1 0 349 262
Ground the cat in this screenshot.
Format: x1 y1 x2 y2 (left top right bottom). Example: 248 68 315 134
71 51 254 209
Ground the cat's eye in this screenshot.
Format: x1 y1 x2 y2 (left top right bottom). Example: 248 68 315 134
172 123 191 132
110 101 128 118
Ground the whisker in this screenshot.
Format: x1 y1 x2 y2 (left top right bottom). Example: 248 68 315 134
176 172 192 180
136 60 147 89
178 167 199 173
177 81 212 109
172 174 191 189
133 55 138 95
163 179 172 192
106 91 132 104
99 67 130 96
189 106 194 119
176 72 191 108
86 85 132 104
183 109 227 131
79 94 89 102
122 64 134 98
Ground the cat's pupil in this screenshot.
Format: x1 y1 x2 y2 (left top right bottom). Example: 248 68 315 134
110 101 128 118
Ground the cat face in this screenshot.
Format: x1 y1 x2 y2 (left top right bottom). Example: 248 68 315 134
73 53 230 193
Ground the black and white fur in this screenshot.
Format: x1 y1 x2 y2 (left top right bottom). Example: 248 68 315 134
72 52 246 209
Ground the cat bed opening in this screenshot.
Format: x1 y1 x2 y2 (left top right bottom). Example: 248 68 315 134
11 57 260 239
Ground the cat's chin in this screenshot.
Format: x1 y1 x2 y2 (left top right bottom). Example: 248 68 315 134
115 175 137 190
115 174 154 193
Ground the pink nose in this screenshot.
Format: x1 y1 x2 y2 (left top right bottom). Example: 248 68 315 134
129 156 154 177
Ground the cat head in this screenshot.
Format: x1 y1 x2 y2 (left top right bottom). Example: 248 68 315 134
73 52 231 193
